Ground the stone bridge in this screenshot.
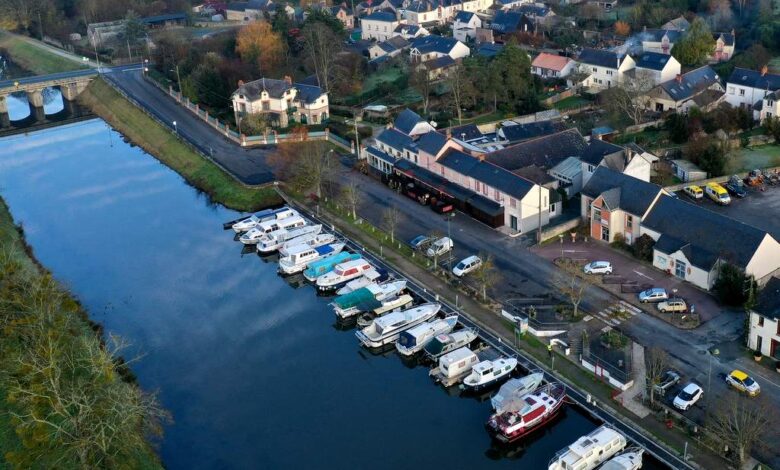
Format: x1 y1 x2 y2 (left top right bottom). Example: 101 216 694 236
0 69 98 126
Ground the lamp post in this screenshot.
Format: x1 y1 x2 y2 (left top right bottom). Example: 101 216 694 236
143 59 149 77
173 120 178 135
672 288 678 301
706 348 720 410
446 212 455 271
170 65 182 92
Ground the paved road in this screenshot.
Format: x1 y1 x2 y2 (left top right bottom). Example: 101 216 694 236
0 68 97 88
103 67 275 185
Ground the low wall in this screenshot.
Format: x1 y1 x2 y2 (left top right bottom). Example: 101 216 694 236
624 119 664 134
540 217 580 242
581 355 634 391
541 88 576 107
664 165 780 192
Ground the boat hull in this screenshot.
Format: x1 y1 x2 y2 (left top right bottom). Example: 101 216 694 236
487 397 565 444
462 371 513 392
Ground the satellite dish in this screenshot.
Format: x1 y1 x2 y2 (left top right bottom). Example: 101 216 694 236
430 120 438 128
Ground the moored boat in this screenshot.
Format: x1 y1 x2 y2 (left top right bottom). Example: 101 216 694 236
486 382 566 443
303 252 361 282
548 425 627 470
278 233 336 254
335 269 387 295
239 215 307 245
256 224 322 253
355 294 414 327
423 328 478 360
332 280 407 319
316 259 375 292
491 371 545 413
230 206 296 233
600 447 644 470
396 315 458 356
356 303 441 348
429 346 479 387
278 242 346 275
462 356 518 391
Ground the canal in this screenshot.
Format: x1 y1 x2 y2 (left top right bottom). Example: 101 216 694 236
0 119 666 469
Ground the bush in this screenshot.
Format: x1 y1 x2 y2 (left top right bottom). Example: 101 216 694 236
713 263 752 306
610 233 630 252
632 234 655 262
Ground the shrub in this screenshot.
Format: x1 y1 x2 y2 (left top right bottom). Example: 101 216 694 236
713 263 753 306
632 234 655 262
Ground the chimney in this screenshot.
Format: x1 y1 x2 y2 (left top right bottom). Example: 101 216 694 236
675 74 682 83
237 79 245 87
283 75 292 85
761 65 768 77
445 127 452 139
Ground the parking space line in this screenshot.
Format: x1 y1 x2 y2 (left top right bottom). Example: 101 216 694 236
633 270 654 281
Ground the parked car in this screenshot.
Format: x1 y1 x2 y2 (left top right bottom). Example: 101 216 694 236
431 198 454 214
410 235 432 251
673 382 703 411
658 299 687 313
653 370 681 396
725 176 747 198
725 370 761 397
638 288 669 303
426 237 453 258
682 185 703 200
705 182 731 205
452 255 482 277
583 261 612 275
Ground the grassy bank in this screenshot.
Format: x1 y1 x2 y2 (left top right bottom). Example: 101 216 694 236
0 198 163 468
79 78 281 212
0 32 87 75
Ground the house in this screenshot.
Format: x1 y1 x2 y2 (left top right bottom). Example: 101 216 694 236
328 4 354 28
495 0 531 10
409 35 470 62
516 3 555 23
640 29 683 55
395 23 429 39
747 277 780 359
576 48 635 90
356 0 407 16
711 31 735 62
641 196 780 290
581 167 665 245
591 0 618 10
725 67 780 112
231 77 329 128
660 15 690 31
394 108 436 136
490 11 534 37
580 138 631 187
368 36 410 59
361 11 401 41
645 66 724 113
225 0 278 21
497 120 568 144
453 11 481 42
631 51 681 86
531 53 576 79
671 159 707 182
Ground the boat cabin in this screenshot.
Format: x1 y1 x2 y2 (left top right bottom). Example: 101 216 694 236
256 215 306 234
332 259 373 278
439 347 479 379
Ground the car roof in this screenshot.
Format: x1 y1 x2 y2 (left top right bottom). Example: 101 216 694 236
686 185 702 191
682 383 701 392
730 370 749 380
647 287 665 293
461 255 480 263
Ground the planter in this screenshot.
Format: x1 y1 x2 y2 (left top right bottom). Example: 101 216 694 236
754 352 762 362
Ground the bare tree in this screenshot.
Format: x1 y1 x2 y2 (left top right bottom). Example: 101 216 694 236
472 254 500 302
301 22 343 94
338 179 361 219
290 142 336 199
447 62 475 125
410 62 433 115
645 346 669 407
709 397 776 464
603 69 656 126
382 205 401 243
552 259 593 319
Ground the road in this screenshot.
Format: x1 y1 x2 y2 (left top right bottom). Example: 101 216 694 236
0 68 97 89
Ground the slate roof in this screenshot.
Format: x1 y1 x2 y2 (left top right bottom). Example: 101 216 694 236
377 36 410 52
634 51 673 71
235 78 324 104
376 128 416 152
499 120 567 143
514 165 555 185
581 167 662 216
727 67 780 90
439 150 535 200
487 128 588 171
366 146 398 164
658 65 720 101
580 139 625 166
577 48 623 69
450 123 483 142
227 2 248 12
394 108 425 135
410 35 461 55
477 43 504 58
363 11 397 21
416 131 448 155
490 11 526 34
296 83 326 104
643 195 770 270
395 24 423 35
714 32 735 46
754 276 780 320
516 4 551 17
454 11 476 23
424 55 455 70
641 29 683 43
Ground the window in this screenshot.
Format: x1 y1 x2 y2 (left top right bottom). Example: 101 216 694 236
739 88 745 96
510 198 516 208
550 203 556 212
606 70 613 76
592 67 597 72
587 164 595 172
758 316 764 327
262 101 270 111
626 215 633 229
656 255 666 265
592 207 601 221
482 183 488 196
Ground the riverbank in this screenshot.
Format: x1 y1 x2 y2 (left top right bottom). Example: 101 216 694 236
79 78 281 211
0 32 88 75
0 197 164 468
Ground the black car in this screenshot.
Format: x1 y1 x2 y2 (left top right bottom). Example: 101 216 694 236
725 178 747 198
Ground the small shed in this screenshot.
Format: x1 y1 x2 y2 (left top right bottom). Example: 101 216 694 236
671 159 707 182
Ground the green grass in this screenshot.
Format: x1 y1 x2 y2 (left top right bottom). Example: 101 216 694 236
553 95 590 111
729 145 780 174
769 56 780 74
0 32 88 75
362 66 405 95
79 78 281 212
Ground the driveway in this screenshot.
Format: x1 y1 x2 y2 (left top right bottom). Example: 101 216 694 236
103 66 275 185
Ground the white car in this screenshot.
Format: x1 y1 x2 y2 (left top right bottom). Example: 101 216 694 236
673 383 703 411
452 255 482 277
583 261 612 275
426 237 453 258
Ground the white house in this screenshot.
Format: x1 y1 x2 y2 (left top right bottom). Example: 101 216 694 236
231 77 329 128
394 23 429 39
452 11 481 42
725 66 780 114
748 277 780 359
632 51 681 86
577 48 635 90
531 53 576 79
640 29 683 54
409 35 470 61
361 11 401 41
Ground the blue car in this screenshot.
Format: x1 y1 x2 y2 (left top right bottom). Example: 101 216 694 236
410 235 432 251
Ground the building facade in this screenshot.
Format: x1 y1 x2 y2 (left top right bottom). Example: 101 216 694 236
231 77 329 128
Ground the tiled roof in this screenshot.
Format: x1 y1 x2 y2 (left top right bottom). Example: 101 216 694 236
727 67 780 90
532 53 572 72
376 128 415 152
363 10 397 21
577 48 623 69
634 51 673 71
659 65 720 101
394 108 425 135
582 167 662 216
643 195 770 270
416 131 448 155
499 120 567 143
486 128 587 171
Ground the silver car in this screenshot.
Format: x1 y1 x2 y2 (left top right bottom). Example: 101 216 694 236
638 288 668 303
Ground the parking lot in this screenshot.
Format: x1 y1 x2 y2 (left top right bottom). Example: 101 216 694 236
674 178 780 240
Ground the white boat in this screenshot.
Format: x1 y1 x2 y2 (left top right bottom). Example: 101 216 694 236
316 258 375 292
462 357 518 391
486 382 566 443
356 294 415 327
548 425 627 470
239 215 307 245
423 328 478 360
396 315 458 356
491 371 545 413
336 270 386 295
430 346 479 386
231 207 296 233
279 233 336 255
600 448 644 470
278 243 346 275
356 303 441 348
332 280 407 319
256 224 322 253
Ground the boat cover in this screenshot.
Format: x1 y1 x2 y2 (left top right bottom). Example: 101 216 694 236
334 287 376 309
492 377 537 414
304 253 359 279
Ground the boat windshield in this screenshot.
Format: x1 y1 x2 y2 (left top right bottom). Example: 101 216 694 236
425 338 445 354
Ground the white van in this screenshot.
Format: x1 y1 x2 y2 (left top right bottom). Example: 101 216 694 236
426 237 453 257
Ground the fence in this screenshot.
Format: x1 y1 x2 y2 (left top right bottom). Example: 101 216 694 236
540 88 577 107
540 216 581 242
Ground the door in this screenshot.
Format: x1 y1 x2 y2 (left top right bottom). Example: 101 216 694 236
756 335 763 355
601 226 610 242
675 260 686 279
510 215 518 231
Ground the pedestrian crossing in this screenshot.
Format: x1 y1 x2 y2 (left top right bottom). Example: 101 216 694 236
589 301 641 326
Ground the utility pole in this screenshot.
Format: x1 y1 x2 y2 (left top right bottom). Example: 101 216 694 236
175 64 182 92
38 10 44 40
126 39 132 61
353 110 360 158
537 186 543 243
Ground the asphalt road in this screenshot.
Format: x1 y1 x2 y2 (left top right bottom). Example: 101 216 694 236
103 66 275 185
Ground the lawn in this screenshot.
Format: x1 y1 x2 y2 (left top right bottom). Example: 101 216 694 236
553 95 591 110
770 56 780 74
728 145 780 173
0 32 88 75
79 78 281 212
362 66 405 95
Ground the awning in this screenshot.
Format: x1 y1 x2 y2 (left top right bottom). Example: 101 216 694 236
466 194 503 217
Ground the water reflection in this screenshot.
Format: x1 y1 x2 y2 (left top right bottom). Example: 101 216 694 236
6 88 65 121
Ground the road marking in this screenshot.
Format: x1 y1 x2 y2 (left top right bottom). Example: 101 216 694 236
633 270 655 281
583 315 593 322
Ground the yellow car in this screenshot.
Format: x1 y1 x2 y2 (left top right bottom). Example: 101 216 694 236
725 370 760 396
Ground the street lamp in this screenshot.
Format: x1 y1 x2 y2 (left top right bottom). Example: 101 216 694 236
672 288 678 300
173 120 178 134
706 348 720 410
446 212 455 271
143 59 149 76
169 65 182 92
